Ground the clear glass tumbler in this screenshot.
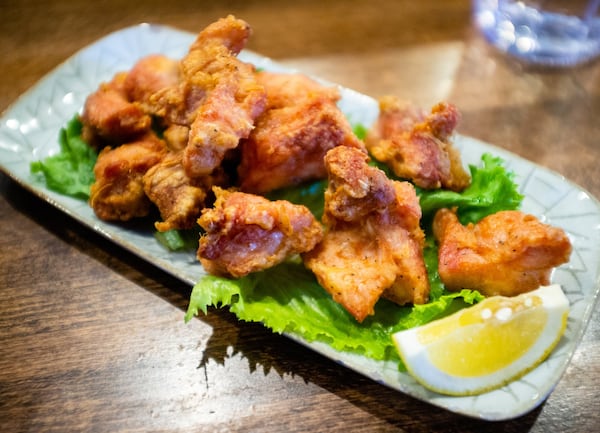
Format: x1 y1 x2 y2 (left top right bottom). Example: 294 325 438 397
473 0 600 66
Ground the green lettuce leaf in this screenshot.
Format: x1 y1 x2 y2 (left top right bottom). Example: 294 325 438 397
154 228 200 252
353 123 369 140
185 261 484 367
30 115 97 199
419 153 523 224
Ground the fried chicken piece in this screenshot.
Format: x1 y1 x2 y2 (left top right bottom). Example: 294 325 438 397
81 72 152 144
185 70 265 177
146 15 267 178
146 16 256 124
366 96 470 191
143 151 215 232
303 146 429 322
255 71 341 109
81 55 178 147
197 187 323 278
433 208 572 297
183 22 266 177
90 133 167 221
237 72 365 194
123 54 180 106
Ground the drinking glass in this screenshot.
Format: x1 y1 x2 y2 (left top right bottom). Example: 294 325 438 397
473 0 600 66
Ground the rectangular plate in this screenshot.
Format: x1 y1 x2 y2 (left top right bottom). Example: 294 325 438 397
1 24 599 421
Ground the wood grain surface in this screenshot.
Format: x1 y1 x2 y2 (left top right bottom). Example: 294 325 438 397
1 1 599 432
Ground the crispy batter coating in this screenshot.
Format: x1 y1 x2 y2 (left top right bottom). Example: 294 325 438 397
143 151 214 232
184 69 265 177
81 55 178 147
237 72 365 194
147 16 256 124
197 187 323 278
366 96 470 191
123 54 180 106
303 146 429 322
146 15 267 178
81 72 151 144
255 71 341 109
90 133 167 221
433 208 572 296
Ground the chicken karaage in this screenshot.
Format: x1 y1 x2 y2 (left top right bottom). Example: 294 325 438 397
143 151 213 232
366 96 470 191
145 15 267 178
303 146 429 322
237 71 365 194
81 72 152 146
433 208 572 296
90 132 167 221
197 187 324 278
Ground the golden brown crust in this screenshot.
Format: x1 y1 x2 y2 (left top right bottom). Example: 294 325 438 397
123 54 180 107
433 208 572 296
197 187 323 278
237 72 364 194
366 96 470 191
81 73 152 143
303 146 429 322
90 133 166 221
143 151 208 232
140 16 268 178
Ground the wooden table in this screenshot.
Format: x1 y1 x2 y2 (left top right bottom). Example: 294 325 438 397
1 1 599 431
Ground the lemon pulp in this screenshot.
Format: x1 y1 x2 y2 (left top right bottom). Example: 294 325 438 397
423 297 546 377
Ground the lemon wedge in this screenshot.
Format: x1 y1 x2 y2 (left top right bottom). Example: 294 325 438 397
392 284 569 396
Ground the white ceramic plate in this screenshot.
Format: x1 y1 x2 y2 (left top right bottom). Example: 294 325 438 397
1 24 599 421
